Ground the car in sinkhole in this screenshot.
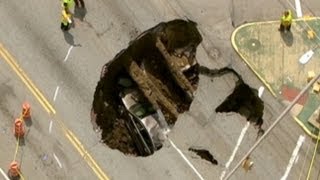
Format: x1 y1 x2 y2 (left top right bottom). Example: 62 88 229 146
117 77 164 156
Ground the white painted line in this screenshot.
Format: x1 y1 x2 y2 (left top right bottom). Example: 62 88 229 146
63 46 74 62
53 153 63 168
168 139 204 180
280 135 305 180
220 122 250 180
294 0 303 18
49 120 53 134
53 86 60 102
258 86 265 98
295 154 300 164
0 168 10 180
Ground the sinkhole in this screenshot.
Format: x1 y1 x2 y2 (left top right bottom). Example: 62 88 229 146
91 19 264 157
91 19 202 156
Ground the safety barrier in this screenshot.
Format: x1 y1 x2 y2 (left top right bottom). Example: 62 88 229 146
8 161 20 179
6 102 31 179
13 118 25 138
22 102 31 120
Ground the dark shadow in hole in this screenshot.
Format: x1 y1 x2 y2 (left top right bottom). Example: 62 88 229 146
189 147 218 165
198 66 242 82
74 6 87 22
200 65 265 129
280 31 293 47
256 128 265 141
215 81 264 127
24 117 32 127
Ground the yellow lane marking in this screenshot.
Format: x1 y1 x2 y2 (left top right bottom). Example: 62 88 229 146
0 48 51 113
55 115 109 180
231 22 276 97
231 17 320 97
231 19 320 133
0 44 109 180
232 18 320 178
0 43 56 114
306 129 320 179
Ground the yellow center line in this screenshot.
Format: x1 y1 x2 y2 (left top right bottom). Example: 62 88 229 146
0 44 109 180
0 43 56 114
0 49 51 114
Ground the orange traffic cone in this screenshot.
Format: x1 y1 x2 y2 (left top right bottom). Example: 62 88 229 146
14 118 25 138
8 161 20 179
22 102 31 119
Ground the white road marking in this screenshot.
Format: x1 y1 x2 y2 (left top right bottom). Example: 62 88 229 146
258 86 265 98
63 46 74 62
53 86 60 102
280 135 305 180
294 0 303 18
0 168 10 180
49 120 53 134
220 122 250 180
168 139 204 180
295 154 300 164
53 153 63 168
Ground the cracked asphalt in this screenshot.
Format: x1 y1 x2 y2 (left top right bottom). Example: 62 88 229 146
1 0 320 179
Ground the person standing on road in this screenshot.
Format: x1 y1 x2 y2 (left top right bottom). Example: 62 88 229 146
279 10 292 32
61 7 72 31
62 0 75 13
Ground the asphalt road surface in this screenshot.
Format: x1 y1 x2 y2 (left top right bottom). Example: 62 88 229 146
0 0 320 179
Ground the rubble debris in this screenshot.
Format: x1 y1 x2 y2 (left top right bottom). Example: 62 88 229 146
92 19 202 156
189 147 218 165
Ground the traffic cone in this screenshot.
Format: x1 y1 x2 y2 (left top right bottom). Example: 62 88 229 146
14 118 25 138
22 102 31 119
8 161 20 179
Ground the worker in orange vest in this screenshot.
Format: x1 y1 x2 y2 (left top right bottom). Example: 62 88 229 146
61 7 72 31
279 10 292 32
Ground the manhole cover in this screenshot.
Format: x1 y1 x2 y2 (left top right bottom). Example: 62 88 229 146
246 39 261 51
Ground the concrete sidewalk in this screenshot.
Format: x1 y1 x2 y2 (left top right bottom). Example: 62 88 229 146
231 17 320 139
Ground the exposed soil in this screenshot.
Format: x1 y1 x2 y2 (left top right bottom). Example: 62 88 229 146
92 19 202 156
91 19 264 157
215 79 264 128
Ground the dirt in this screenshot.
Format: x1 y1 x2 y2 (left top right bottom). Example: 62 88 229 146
91 19 264 156
215 78 264 128
91 19 202 156
189 147 218 165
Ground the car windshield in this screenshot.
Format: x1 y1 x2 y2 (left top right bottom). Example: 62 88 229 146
129 103 155 119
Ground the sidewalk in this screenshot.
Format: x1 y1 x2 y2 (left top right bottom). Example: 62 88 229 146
231 17 320 139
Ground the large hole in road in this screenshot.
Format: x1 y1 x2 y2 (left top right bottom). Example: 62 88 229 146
199 66 264 128
91 19 264 157
215 78 264 128
91 19 202 156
